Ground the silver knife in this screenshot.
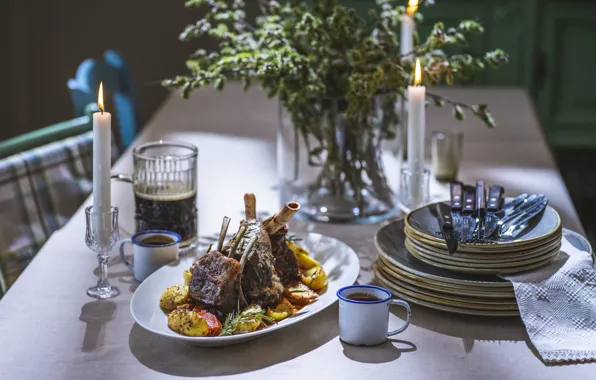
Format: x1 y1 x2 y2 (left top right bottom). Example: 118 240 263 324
436 202 458 254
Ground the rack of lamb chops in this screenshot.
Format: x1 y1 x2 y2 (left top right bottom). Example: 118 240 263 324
189 194 300 315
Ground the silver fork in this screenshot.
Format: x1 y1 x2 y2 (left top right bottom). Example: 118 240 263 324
490 194 544 236
499 199 548 240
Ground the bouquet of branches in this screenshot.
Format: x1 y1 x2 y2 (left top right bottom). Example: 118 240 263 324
164 0 509 219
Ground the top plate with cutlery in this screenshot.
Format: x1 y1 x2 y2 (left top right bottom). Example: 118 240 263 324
406 198 561 250
405 194 562 274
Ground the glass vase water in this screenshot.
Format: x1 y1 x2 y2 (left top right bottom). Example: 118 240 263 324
278 95 404 223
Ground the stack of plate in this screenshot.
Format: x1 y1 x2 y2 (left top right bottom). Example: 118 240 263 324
373 204 592 316
375 219 518 317
404 204 562 275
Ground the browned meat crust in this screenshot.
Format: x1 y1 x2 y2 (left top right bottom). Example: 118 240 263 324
189 251 241 315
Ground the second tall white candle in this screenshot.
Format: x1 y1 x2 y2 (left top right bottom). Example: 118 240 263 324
407 59 426 206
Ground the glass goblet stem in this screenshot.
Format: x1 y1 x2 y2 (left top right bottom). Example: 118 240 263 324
96 253 110 289
87 252 120 299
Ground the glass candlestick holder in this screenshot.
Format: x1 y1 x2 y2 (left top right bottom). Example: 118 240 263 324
85 206 120 299
398 167 431 211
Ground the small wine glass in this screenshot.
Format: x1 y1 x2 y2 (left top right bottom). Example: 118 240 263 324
85 206 120 299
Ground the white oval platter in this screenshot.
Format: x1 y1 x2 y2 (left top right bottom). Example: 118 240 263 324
130 232 360 347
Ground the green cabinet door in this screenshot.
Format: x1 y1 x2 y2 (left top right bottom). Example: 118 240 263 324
535 1 596 148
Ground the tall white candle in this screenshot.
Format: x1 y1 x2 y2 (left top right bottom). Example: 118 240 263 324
407 59 426 206
93 82 112 242
400 15 414 56
400 0 418 56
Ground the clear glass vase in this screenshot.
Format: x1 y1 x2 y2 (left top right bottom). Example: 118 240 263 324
278 95 405 223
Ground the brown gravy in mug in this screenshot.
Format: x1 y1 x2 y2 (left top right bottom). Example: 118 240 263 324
346 293 382 302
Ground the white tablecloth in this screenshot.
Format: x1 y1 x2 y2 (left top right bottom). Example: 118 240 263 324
0 84 591 380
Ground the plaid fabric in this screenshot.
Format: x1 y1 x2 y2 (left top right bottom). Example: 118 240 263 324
0 131 119 297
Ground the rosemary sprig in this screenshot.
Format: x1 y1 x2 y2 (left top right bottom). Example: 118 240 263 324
285 235 303 243
219 312 241 337
219 306 275 336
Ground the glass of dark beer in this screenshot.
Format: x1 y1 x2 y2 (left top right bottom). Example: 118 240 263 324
112 141 198 250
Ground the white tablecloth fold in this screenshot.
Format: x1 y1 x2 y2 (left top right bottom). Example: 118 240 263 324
503 237 596 364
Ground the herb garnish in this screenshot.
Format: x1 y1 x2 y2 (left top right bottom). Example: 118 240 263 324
219 306 275 336
286 235 303 244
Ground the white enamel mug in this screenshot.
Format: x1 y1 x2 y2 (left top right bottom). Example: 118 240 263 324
119 230 180 282
337 285 411 346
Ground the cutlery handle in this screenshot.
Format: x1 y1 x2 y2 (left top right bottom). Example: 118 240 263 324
463 185 476 214
436 203 454 230
443 210 454 230
487 185 504 211
476 181 486 215
450 182 463 211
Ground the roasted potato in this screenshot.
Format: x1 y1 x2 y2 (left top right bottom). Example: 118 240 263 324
301 266 328 291
183 269 192 285
288 241 323 270
232 304 266 334
294 251 320 270
284 282 319 305
266 297 296 322
160 285 190 313
287 241 310 256
168 304 221 337
184 261 200 285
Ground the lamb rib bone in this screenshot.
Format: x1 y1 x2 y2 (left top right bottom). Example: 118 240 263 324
228 225 247 258
217 216 231 252
223 193 285 307
244 193 257 219
264 202 301 234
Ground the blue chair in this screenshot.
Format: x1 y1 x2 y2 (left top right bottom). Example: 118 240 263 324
68 50 139 151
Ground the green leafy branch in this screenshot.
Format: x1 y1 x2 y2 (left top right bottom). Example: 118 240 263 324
163 0 509 216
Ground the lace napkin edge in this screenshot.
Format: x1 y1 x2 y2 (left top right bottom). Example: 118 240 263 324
543 349 596 364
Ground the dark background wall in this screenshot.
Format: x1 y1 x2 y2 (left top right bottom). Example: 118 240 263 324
0 0 216 141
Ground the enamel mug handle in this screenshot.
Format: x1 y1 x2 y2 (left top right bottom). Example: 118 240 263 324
387 299 411 336
119 239 134 271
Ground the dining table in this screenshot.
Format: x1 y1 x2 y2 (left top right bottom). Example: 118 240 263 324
0 82 593 380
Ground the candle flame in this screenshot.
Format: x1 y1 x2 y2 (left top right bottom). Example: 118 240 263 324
414 58 422 85
407 0 418 15
98 82 104 112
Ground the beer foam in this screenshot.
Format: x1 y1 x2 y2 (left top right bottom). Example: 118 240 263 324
134 190 196 201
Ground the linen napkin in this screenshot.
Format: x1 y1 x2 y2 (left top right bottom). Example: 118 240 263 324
502 236 596 364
